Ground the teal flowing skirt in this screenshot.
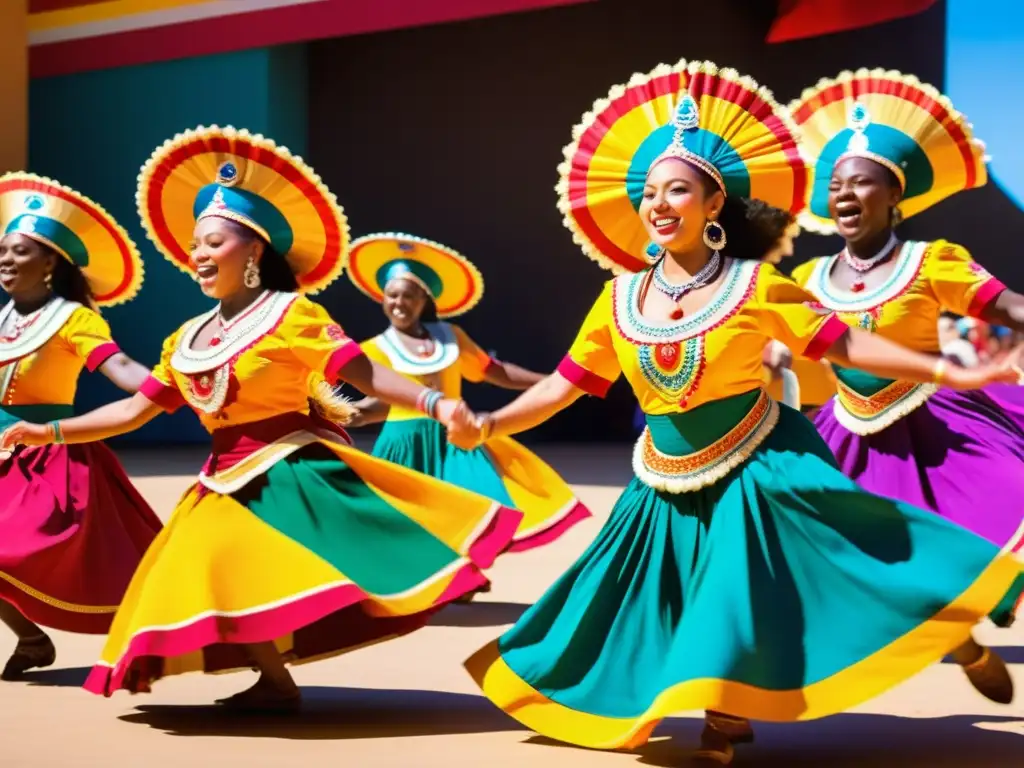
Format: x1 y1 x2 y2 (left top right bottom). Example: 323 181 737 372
466 399 1023 750
372 418 589 551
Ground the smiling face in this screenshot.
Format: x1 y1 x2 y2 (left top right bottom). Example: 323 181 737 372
827 156 902 245
640 158 724 255
0 233 59 298
383 278 430 332
190 217 263 299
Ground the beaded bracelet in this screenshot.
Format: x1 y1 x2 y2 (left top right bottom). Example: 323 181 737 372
416 388 444 419
48 420 65 445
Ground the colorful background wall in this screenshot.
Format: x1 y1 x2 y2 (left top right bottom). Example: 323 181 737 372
15 0 1024 444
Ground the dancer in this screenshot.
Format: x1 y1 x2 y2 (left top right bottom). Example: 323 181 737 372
0 127 522 711
346 232 589 556
0 173 161 679
788 69 1024 550
452 60 1024 765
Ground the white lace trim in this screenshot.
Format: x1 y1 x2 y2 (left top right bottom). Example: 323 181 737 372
376 322 460 375
832 382 938 435
612 258 758 345
0 298 80 366
806 241 927 312
632 395 779 493
171 291 297 375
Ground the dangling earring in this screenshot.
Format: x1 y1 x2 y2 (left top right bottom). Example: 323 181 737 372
243 256 261 289
703 218 727 251
43 271 53 290
644 242 663 264
890 206 903 229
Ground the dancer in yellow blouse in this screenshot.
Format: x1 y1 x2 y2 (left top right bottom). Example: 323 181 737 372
450 60 1023 765
0 173 161 679
0 127 521 712
788 69 1024 551
346 233 589 557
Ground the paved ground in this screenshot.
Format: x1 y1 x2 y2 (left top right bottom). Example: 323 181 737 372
3 442 1021 767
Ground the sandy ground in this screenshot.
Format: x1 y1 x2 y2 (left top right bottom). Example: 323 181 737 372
2 441 1021 767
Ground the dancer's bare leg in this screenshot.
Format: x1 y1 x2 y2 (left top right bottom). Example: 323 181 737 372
694 710 754 765
952 633 1013 704
215 641 301 712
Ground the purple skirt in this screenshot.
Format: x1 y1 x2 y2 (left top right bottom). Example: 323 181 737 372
815 385 1024 551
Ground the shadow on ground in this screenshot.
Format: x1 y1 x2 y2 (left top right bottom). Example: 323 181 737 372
428 601 528 628
119 686 1022 766
21 666 90 688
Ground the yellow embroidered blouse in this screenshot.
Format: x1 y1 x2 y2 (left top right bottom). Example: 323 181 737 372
557 259 847 414
0 300 120 407
359 323 493 421
789 240 1007 434
141 291 364 432
791 240 1006 351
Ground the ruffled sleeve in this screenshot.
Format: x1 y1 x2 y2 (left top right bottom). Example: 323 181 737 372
58 306 120 372
925 240 1006 318
556 281 621 397
282 296 365 382
755 264 848 361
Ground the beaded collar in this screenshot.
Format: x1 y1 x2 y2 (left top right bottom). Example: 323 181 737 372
171 291 297 375
377 322 460 375
806 241 926 313
612 257 758 345
0 297 80 366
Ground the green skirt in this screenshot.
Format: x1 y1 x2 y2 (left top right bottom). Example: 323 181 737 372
373 418 589 551
466 393 1023 750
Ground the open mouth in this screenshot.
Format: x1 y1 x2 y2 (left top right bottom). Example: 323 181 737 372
196 264 218 282
650 215 681 236
0 268 16 285
835 202 863 228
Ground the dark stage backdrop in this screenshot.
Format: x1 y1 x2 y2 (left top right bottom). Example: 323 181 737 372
305 0 1019 443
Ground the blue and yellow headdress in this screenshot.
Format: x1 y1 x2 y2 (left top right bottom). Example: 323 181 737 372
347 233 484 318
788 68 988 232
0 173 144 307
137 126 349 294
557 59 807 274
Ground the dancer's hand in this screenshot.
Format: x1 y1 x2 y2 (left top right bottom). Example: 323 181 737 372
435 398 474 431
0 421 52 452
943 347 1024 390
447 411 489 451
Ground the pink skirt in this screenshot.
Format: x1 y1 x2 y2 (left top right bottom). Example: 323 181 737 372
0 443 162 634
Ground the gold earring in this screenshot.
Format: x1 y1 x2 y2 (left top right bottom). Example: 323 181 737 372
703 219 727 251
44 271 53 290
243 257 261 289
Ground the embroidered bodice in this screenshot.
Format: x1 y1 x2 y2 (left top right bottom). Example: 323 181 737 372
791 240 1006 348
360 322 493 421
556 259 846 414
142 291 363 432
0 298 119 407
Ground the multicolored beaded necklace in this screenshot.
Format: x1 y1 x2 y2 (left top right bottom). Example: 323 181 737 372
840 232 898 293
648 252 723 320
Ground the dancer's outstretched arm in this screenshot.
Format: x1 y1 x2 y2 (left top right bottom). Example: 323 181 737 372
0 392 163 449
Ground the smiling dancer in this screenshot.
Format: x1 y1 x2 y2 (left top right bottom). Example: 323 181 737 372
0 127 521 711
451 60 1023 765
788 69 1024 555
0 173 161 680
346 233 589 559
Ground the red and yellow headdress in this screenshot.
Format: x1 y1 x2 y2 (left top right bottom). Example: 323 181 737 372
137 126 349 294
0 172 144 307
557 59 807 274
347 233 484 318
788 68 987 232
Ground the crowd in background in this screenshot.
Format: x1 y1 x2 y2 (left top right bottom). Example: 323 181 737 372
940 315 1024 367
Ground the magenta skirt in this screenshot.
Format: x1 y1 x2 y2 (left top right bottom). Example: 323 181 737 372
0 443 163 634
815 386 1024 552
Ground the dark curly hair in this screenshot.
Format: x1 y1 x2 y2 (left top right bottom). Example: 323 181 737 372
695 173 796 261
221 219 299 293
24 239 97 309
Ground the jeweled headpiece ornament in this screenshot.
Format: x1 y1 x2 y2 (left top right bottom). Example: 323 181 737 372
137 126 350 294
788 68 988 233
557 59 807 274
0 173 144 307
347 233 484 318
